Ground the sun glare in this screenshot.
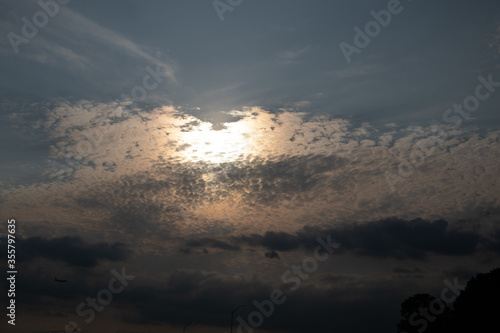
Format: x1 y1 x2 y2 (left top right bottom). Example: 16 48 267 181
178 120 250 164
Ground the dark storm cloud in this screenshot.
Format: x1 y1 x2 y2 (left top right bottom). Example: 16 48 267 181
10 236 130 267
179 247 209 255
185 237 240 251
326 218 481 259
486 229 500 253
185 218 487 260
182 231 301 253
265 250 280 259
237 231 301 251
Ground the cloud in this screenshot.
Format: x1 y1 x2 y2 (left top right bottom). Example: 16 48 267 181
3 101 500 248
393 267 425 279
8 236 130 267
185 218 489 260
2 258 405 333
108 201 171 236
237 231 301 251
265 250 280 259
112 270 406 333
185 237 241 251
1 1 176 96
324 218 481 259
214 154 346 205
180 247 209 255
60 7 176 81
275 45 310 64
487 229 500 253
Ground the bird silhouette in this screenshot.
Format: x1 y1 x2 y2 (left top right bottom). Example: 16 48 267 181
54 278 68 283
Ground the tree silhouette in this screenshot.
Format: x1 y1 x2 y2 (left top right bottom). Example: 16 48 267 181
397 268 500 333
450 267 500 332
397 294 451 333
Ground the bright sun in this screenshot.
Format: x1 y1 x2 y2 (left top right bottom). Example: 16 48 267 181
178 121 250 164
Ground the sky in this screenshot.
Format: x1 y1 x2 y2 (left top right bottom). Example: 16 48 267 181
0 0 500 332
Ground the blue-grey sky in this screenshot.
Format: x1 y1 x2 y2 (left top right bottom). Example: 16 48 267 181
2 0 500 120
1 1 500 333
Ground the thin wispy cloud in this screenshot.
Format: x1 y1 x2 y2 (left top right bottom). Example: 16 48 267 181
276 45 310 64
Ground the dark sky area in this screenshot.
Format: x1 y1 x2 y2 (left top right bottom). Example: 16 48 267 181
1 1 499 332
